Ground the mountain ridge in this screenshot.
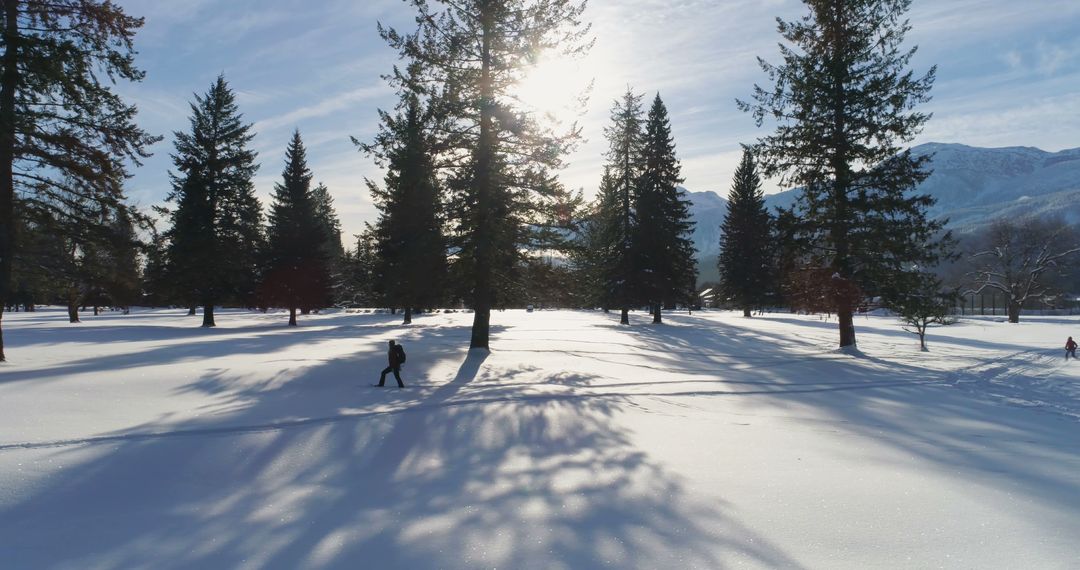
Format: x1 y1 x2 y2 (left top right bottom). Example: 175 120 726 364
689 142 1080 282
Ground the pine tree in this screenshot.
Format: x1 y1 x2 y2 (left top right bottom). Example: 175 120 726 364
141 230 171 307
337 227 381 309
379 0 590 349
21 187 136 322
0 1 157 361
570 169 618 311
718 149 774 317
310 183 344 260
309 182 345 308
740 0 946 348
599 89 645 325
363 94 447 325
105 208 142 313
632 94 696 324
164 75 263 328
261 130 332 326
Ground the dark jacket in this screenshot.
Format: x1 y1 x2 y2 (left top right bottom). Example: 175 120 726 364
1067 338 1077 350
388 344 403 367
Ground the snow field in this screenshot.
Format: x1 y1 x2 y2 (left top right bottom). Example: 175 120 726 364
0 308 1078 568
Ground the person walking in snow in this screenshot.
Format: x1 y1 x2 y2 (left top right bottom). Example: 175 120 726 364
376 339 406 387
1066 337 1078 360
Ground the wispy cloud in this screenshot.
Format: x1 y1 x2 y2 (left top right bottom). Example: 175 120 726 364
253 83 390 133
114 0 1080 237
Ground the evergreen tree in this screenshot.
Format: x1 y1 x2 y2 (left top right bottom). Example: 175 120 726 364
8 200 51 312
0 1 157 360
311 183 345 260
632 94 696 324
310 182 345 308
718 149 773 317
141 230 171 307
570 169 618 311
363 95 448 325
164 75 263 328
21 187 137 322
103 208 142 313
380 0 590 349
337 228 381 309
261 130 332 326
599 89 645 325
740 0 946 348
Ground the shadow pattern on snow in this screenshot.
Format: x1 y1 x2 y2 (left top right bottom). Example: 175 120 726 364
611 312 1080 519
0 315 802 568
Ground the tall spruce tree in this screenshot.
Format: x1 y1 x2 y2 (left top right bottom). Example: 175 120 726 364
0 1 157 361
599 89 645 325
739 0 946 348
311 183 344 260
632 94 696 324
364 95 448 325
743 0 946 347
337 227 381 309
570 168 618 311
718 149 773 317
164 76 263 328
262 130 332 326
380 0 590 349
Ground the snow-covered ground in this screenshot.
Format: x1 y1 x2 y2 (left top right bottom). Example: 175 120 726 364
1 307 1078 569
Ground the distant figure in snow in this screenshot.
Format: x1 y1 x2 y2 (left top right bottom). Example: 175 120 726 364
1066 337 1078 360
376 339 406 387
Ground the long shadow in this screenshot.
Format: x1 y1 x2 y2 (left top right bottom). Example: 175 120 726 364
0 320 803 568
760 313 1041 353
0 312 504 387
4 310 1076 567
615 311 1080 518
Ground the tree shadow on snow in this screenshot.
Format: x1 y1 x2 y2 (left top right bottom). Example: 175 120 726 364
0 324 803 568
613 312 1080 520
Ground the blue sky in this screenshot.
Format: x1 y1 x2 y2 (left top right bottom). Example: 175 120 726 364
114 0 1080 240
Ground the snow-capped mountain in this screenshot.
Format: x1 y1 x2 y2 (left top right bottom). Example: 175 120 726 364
689 143 1080 282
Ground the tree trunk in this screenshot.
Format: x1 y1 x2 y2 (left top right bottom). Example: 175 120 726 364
468 5 496 351
1007 301 1020 323
838 306 856 348
742 307 752 318
202 304 215 327
93 305 99 316
300 308 310 315
620 307 629 325
0 1 20 363
187 306 197 316
653 303 662 324
67 300 80 323
470 307 490 350
288 307 297 326
403 306 412 325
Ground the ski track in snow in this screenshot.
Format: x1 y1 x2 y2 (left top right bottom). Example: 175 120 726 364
0 378 941 452
948 347 1080 420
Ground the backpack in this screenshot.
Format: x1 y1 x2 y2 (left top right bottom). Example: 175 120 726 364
394 344 407 363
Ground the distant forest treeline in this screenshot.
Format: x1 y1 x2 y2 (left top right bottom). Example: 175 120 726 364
2 0 1078 362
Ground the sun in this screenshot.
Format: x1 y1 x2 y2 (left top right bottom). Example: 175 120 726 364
513 52 594 122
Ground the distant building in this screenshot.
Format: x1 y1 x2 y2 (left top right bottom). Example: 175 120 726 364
697 287 719 309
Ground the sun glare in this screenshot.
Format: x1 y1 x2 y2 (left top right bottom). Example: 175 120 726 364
513 52 595 121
